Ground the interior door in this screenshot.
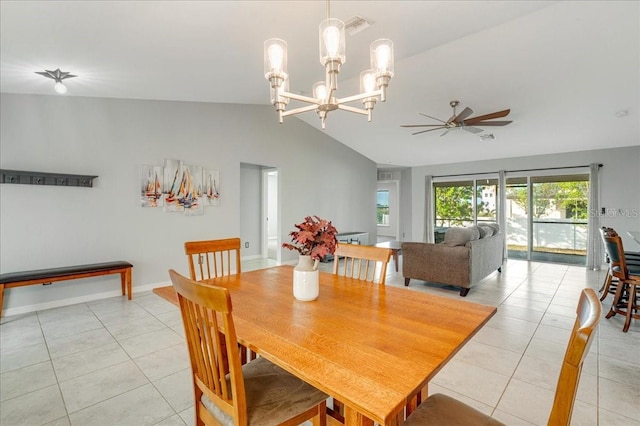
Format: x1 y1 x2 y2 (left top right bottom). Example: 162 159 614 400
377 181 399 240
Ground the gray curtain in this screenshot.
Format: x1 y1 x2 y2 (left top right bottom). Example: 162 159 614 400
498 170 507 261
424 175 434 243
586 163 601 270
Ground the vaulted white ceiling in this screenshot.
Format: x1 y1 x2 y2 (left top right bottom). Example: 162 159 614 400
1 1 638 167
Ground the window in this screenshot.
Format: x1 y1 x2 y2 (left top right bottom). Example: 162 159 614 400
377 190 390 226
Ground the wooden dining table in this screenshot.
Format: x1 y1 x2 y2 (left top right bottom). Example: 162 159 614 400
198 265 496 426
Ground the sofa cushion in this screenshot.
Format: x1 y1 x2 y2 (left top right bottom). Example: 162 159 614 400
479 225 494 237
444 227 480 246
485 223 500 234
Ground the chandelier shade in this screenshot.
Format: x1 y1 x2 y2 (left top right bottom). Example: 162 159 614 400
264 1 394 129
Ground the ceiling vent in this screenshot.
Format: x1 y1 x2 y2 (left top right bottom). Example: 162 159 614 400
378 171 393 180
345 16 373 36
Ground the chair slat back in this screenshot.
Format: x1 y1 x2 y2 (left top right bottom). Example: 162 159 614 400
333 244 392 284
185 238 242 281
601 229 628 280
548 288 601 426
169 269 247 424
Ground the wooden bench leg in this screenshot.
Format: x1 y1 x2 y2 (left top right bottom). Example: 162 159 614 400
122 268 132 300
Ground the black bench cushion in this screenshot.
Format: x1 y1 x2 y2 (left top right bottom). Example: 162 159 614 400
0 261 133 284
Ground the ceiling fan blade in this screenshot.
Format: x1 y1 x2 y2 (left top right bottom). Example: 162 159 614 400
453 107 473 123
468 120 513 126
418 113 447 123
412 127 446 136
464 109 511 124
462 126 483 134
401 124 448 128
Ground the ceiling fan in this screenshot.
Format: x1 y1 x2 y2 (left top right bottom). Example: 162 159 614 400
401 100 512 136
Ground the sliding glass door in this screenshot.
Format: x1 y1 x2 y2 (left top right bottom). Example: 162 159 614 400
433 172 589 265
505 174 589 264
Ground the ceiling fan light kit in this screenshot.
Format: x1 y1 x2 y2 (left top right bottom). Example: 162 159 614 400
402 100 512 137
35 68 77 94
264 0 394 129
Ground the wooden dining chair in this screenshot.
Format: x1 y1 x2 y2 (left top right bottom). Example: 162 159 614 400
333 243 392 285
330 243 392 422
185 237 241 281
185 237 256 363
602 228 640 332
403 288 601 426
169 269 328 426
598 227 640 302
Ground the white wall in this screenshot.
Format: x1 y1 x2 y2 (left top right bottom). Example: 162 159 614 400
0 94 378 314
239 163 263 257
408 146 640 252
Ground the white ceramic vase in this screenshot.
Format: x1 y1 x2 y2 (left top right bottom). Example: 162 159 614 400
293 255 320 301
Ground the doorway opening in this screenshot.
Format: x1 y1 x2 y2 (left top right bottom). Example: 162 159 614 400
263 169 279 262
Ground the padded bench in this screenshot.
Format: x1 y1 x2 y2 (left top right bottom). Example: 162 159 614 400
0 261 133 318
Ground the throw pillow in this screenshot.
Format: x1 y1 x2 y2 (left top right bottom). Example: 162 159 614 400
444 227 480 246
479 225 494 237
485 223 500 234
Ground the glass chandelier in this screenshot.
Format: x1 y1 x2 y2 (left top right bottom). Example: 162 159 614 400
263 1 394 129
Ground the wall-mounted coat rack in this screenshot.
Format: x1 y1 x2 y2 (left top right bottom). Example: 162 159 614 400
0 169 98 187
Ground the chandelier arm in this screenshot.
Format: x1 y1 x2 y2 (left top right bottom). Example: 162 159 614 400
281 104 320 117
279 91 321 105
337 90 382 104
337 105 369 116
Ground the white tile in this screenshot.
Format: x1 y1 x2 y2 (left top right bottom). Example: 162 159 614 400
40 314 104 340
472 324 532 353
46 327 116 359
451 340 522 377
512 355 560 391
118 328 183 359
0 342 50 373
0 360 57 401
52 341 130 382
59 360 149 413
0 314 45 353
485 314 539 337
599 408 640 425
134 343 190 381
491 410 536 425
496 378 554 425
92 303 154 327
432 359 511 407
69 383 175 426
540 312 576 330
598 376 640 420
599 355 640 387
104 315 168 340
153 367 194 412
0 385 67 426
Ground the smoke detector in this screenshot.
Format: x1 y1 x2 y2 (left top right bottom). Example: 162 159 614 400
345 16 373 35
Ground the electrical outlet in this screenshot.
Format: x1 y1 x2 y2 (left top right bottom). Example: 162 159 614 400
245 242 249 248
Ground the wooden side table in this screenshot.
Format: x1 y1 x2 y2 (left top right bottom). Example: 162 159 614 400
375 240 402 272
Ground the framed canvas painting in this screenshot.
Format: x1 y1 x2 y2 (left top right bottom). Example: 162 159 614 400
141 165 164 207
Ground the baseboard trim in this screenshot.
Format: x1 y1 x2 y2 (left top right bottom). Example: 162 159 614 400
2 281 171 318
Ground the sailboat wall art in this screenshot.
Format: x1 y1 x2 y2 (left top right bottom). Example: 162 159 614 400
141 165 164 208
202 169 220 206
140 159 220 216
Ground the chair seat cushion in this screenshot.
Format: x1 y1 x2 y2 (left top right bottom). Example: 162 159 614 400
202 357 328 425
404 393 505 426
612 265 640 276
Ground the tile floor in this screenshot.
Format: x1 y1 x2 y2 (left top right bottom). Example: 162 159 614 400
1 258 639 426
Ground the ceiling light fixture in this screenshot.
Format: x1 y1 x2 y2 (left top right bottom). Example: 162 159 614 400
35 68 77 94
263 0 394 129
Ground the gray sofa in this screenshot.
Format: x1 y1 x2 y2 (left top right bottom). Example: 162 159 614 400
402 224 504 296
